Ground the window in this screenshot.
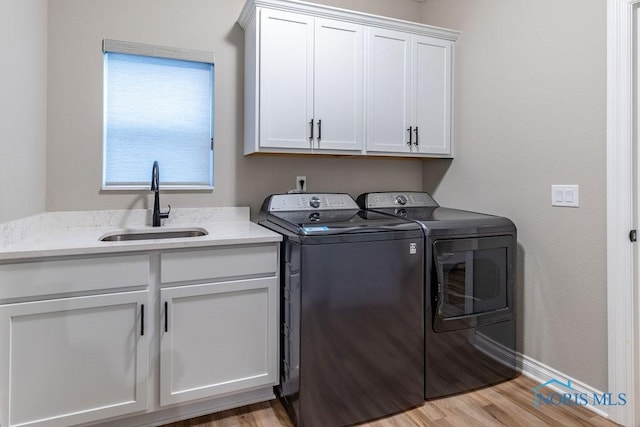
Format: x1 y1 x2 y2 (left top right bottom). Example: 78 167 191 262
102 40 214 189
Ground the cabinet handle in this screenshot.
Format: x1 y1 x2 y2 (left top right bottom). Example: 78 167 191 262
164 301 169 333
309 119 314 142
407 126 413 146
414 126 419 146
318 119 322 141
141 304 145 336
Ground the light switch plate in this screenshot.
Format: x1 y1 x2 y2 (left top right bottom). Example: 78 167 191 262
551 185 579 207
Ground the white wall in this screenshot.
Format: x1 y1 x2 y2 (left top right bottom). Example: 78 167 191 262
46 0 424 218
421 0 607 390
0 0 47 223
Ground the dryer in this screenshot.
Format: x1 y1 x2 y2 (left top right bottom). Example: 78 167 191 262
357 191 518 399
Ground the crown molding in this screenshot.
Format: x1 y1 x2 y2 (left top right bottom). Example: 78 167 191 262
237 0 459 41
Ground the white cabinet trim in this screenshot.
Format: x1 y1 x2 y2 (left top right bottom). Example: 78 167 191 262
239 0 459 41
606 0 640 425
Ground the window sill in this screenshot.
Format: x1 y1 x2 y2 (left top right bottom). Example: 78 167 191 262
101 185 214 192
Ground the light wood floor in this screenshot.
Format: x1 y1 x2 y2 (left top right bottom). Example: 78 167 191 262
164 376 620 427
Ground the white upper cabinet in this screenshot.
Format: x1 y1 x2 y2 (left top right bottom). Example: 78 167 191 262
251 8 364 153
313 18 364 151
367 30 453 155
259 10 314 150
366 28 412 153
239 0 459 158
412 35 452 155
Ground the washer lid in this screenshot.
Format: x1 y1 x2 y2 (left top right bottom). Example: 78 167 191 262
260 193 423 236
268 209 421 236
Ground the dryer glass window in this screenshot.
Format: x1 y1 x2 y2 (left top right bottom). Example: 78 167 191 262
437 247 507 318
433 236 512 320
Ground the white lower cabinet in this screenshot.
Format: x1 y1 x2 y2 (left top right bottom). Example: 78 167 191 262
159 245 280 408
0 243 279 427
0 291 149 427
160 277 278 406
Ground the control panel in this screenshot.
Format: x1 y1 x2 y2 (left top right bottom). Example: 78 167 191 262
362 192 439 208
268 193 359 211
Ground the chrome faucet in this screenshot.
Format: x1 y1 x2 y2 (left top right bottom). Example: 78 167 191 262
151 161 171 227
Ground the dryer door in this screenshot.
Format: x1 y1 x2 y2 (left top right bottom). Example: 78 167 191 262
433 235 514 332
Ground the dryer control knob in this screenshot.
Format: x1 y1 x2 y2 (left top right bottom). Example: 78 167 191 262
395 195 408 205
309 196 321 208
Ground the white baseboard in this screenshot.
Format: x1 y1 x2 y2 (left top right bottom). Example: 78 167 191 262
520 353 610 419
87 387 275 427
473 333 610 419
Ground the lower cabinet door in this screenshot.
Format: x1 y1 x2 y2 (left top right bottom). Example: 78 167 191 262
160 277 278 406
0 291 149 427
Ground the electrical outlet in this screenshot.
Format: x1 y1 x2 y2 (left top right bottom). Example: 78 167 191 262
296 176 307 192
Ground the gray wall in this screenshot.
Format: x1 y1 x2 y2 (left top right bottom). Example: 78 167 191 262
46 0 424 218
11 0 609 393
0 0 47 223
421 0 607 390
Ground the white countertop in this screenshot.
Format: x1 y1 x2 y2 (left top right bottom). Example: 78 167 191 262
0 207 281 262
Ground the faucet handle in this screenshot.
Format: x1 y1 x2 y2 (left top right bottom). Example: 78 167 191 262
160 204 171 219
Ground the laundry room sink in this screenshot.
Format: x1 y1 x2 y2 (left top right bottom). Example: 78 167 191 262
100 228 208 241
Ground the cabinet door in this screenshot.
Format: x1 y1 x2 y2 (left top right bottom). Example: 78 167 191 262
259 9 314 149
0 291 148 427
412 35 452 155
366 27 412 153
313 18 364 151
160 277 278 406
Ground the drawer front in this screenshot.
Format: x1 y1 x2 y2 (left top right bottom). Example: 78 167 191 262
161 244 278 283
0 255 149 300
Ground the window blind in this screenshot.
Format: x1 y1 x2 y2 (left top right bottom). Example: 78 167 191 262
103 40 214 189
